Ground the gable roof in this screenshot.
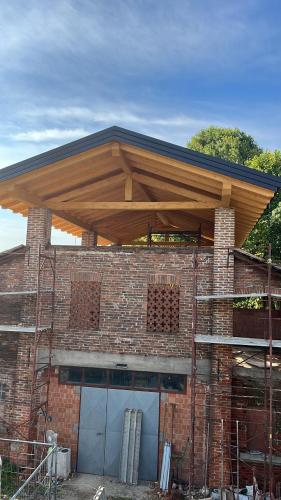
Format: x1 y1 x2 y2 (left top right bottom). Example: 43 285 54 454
0 126 280 191
0 126 280 245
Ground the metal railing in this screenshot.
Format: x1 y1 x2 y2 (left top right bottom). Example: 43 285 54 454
0 437 57 499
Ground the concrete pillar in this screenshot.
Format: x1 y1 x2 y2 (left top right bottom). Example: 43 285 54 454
209 208 235 487
81 230 97 247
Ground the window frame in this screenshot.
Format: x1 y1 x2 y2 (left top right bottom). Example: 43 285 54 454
59 366 186 394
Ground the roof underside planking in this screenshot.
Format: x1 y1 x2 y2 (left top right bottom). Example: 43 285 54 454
0 126 280 246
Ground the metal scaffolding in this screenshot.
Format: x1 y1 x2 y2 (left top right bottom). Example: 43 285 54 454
0 245 56 441
188 245 281 498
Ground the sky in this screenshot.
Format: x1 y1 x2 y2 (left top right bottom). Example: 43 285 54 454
1 0 281 250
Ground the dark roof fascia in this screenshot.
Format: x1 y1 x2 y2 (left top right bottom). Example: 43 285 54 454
1 126 281 191
234 248 281 275
0 244 26 262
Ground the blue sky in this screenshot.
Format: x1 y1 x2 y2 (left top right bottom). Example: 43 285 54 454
1 0 281 250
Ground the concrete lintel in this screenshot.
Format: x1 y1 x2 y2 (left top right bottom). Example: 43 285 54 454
38 348 211 382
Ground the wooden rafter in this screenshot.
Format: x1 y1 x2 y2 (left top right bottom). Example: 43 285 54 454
112 143 174 226
133 171 218 203
45 171 125 202
7 186 117 242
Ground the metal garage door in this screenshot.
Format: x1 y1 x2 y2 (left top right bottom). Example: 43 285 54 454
77 387 159 480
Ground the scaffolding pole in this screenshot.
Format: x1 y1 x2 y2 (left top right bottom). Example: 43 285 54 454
190 243 279 497
0 245 56 441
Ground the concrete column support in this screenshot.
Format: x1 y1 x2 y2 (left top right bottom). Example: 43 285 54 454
81 230 97 247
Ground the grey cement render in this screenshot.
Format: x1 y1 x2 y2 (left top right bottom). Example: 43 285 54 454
38 348 211 382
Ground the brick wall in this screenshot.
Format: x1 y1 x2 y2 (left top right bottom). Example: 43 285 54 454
50 246 213 358
0 252 25 324
159 381 208 485
81 231 97 247
209 208 235 486
0 203 281 486
46 369 209 482
47 369 81 469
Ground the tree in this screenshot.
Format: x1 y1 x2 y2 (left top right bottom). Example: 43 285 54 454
187 127 281 262
187 126 261 164
244 151 281 261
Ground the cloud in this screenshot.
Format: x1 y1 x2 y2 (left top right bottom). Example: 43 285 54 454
11 128 91 142
23 105 212 128
0 0 277 77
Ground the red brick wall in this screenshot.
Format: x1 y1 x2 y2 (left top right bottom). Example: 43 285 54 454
1 203 281 487
208 208 235 486
51 246 214 357
81 231 97 246
235 258 281 293
47 370 209 481
0 252 25 324
47 369 81 469
159 381 208 485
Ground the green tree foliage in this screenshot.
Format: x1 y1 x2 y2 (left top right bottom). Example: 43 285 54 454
187 127 281 262
244 151 281 261
187 126 261 164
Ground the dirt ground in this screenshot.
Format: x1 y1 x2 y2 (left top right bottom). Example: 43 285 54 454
58 473 155 500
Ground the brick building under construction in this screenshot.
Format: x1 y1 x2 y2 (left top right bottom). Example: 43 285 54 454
0 126 281 495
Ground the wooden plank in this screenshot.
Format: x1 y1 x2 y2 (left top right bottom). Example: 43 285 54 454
122 144 275 196
45 171 125 202
195 334 281 348
221 181 232 207
128 157 222 194
156 212 172 226
50 201 221 210
125 174 133 201
1 144 114 189
10 186 117 242
111 142 131 174
133 172 218 203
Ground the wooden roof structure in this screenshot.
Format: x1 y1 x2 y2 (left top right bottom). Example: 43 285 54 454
0 126 280 245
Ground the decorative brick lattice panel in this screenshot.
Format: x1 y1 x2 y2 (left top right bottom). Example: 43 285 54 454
147 284 180 333
69 281 100 330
